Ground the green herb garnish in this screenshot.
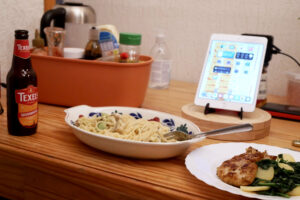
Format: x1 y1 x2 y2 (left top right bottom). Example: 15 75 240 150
251 159 300 197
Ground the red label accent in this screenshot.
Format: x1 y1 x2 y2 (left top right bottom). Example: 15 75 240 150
15 85 38 105
14 39 30 59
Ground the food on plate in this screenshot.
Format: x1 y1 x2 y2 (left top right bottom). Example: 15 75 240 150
288 186 300 196
217 147 300 197
278 163 294 171
240 185 270 192
256 165 274 181
217 147 276 186
74 112 176 142
277 153 296 162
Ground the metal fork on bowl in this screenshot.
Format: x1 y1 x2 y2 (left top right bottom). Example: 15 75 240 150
164 123 253 141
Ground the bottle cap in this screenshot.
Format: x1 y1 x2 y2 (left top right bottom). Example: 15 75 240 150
119 32 141 45
15 30 28 39
155 34 165 43
32 29 44 48
89 27 99 40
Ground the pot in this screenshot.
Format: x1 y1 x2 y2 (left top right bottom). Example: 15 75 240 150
40 2 96 48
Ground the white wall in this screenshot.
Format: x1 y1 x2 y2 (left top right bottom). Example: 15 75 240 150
1 0 299 97
0 0 44 85
72 0 300 96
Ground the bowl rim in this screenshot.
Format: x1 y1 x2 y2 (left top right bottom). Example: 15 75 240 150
31 53 153 67
65 105 203 146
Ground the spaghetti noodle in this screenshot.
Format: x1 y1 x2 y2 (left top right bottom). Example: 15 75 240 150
75 113 176 142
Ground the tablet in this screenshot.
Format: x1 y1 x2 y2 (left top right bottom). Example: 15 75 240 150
194 34 267 112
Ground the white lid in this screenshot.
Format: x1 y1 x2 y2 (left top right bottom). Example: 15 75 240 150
89 27 99 40
155 34 165 43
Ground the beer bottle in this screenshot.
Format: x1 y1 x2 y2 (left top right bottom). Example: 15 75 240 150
6 30 38 136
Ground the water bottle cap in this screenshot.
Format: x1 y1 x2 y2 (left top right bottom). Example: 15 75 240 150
155 34 165 43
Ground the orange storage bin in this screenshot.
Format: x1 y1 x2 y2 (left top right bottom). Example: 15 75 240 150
31 55 152 107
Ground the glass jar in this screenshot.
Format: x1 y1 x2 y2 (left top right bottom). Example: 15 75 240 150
119 32 141 63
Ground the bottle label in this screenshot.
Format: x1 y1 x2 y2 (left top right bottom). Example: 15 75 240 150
257 73 267 100
99 31 119 57
15 85 38 127
14 39 30 59
149 60 171 87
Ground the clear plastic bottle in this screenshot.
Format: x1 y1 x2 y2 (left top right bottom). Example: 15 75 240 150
149 34 171 89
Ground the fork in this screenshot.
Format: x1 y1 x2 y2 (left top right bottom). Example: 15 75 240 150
163 123 253 141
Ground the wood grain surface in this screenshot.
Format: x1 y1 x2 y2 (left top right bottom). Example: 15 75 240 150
0 80 299 200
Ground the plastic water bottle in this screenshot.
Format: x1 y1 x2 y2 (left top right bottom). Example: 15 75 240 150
149 34 171 89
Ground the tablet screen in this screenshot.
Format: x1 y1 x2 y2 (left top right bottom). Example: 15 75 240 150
197 39 265 106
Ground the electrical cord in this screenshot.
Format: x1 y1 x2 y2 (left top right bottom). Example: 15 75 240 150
277 52 300 67
272 45 300 67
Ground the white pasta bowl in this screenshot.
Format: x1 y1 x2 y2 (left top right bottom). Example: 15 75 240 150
64 105 202 159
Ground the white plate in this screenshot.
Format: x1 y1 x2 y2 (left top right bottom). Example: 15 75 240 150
65 105 202 159
185 142 300 200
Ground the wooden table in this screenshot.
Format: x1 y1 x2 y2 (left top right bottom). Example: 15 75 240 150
0 80 299 200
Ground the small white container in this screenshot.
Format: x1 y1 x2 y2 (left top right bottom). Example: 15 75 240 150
286 71 300 106
64 48 85 59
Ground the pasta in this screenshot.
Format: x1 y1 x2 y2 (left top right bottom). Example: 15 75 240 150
75 113 176 142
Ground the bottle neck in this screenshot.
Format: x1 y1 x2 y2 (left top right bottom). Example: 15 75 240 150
14 38 31 59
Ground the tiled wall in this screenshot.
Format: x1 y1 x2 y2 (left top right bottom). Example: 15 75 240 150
73 0 300 96
0 0 43 87
1 0 299 97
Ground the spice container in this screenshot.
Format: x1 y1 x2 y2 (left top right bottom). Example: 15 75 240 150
119 33 141 63
44 27 65 57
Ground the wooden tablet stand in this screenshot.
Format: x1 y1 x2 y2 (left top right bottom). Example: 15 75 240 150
182 103 271 141
204 103 243 120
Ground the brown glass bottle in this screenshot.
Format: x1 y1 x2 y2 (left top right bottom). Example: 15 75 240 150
6 30 38 136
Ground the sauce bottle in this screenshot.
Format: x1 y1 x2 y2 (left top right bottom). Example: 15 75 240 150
84 27 101 60
6 30 38 136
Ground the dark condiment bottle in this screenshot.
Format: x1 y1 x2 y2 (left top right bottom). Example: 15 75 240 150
6 30 38 136
84 27 101 60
